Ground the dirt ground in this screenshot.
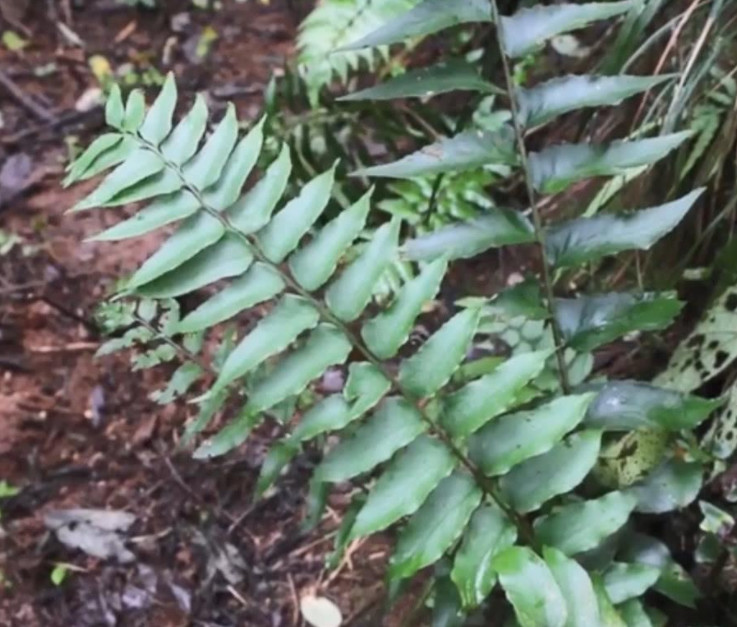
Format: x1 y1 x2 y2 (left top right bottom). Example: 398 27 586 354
0 2 411 625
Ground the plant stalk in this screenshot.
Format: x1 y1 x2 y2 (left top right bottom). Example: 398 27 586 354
487 0 571 394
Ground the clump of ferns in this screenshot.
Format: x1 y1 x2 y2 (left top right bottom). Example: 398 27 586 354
67 0 724 623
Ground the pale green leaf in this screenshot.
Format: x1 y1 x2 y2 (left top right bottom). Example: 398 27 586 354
451 505 516 608
68 135 138 184
127 211 225 289
228 144 292 234
183 103 239 190
326 218 400 321
555 292 683 352
247 324 352 412
259 163 336 263
518 74 673 127
202 116 266 210
90 191 200 242
544 547 600 627
123 89 145 131
493 546 568 627
105 84 124 128
442 350 550 439
500 429 602 513
469 394 594 476
500 1 634 58
212 295 319 393
603 563 660 604
176 263 285 333
389 472 481 580
403 208 535 261
629 459 703 513
530 132 691 193
342 0 491 50
362 258 447 358
289 188 371 290
618 599 654 627
545 190 703 267
594 578 628 627
136 233 253 298
101 169 181 207
72 149 164 211
193 408 260 459
64 133 123 185
316 397 425 482
399 308 480 398
161 94 209 165
340 59 495 102
584 381 720 431
355 128 517 179
534 491 637 555
350 435 455 538
139 72 177 145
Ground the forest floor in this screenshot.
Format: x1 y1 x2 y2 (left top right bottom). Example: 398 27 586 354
0 2 415 625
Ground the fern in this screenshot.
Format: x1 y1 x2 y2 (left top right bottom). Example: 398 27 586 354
68 1 715 623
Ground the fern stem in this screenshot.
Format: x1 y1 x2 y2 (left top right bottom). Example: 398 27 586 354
486 0 571 394
129 132 537 548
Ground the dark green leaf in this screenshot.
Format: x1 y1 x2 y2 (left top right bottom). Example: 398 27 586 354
603 563 660 604
584 381 720 431
390 472 482 580
556 292 683 352
363 258 447 358
544 547 600 627
442 350 550 439
451 505 517 608
545 190 703 267
291 396 351 443
316 398 425 482
493 546 568 627
518 74 673 127
620 533 700 608
629 459 703 513
256 441 299 496
530 132 691 193
399 308 481 399
403 208 535 261
355 128 517 179
342 0 491 50
326 218 400 321
500 429 602 513
535 491 637 555
341 59 496 101
500 1 634 58
344 362 391 420
350 435 455 538
212 295 319 393
247 324 352 412
193 408 260 459
469 394 594 476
